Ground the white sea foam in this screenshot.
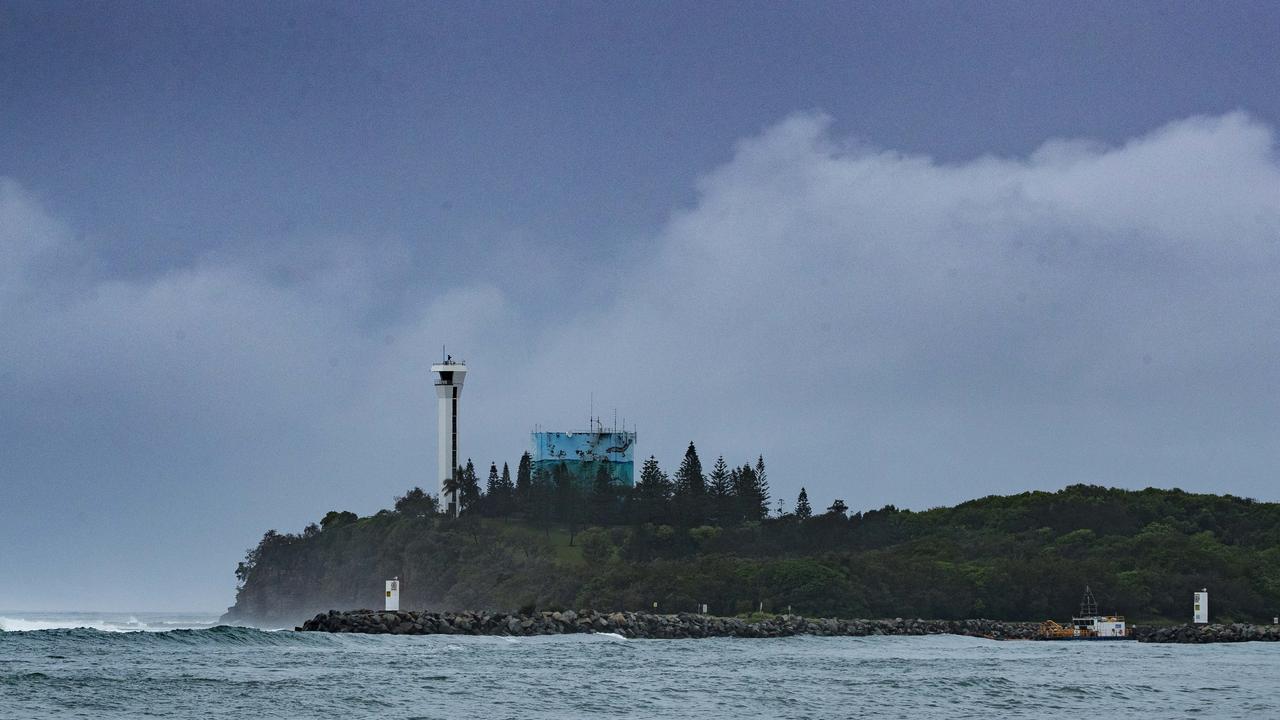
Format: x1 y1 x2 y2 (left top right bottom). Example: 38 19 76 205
0 613 219 632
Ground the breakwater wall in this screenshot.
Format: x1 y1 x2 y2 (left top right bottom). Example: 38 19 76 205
1132 623 1280 643
299 610 1280 642
299 609 1042 639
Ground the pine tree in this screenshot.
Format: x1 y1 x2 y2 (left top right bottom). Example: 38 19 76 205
674 442 706 496
795 487 812 520
515 451 532 510
731 464 751 499
481 462 506 517
708 456 731 524
635 455 672 524
638 455 673 500
732 463 769 521
496 462 514 517
754 455 771 518
486 462 500 496
725 465 745 525
673 442 707 525
459 459 481 513
708 456 731 496
733 464 761 521
826 498 849 517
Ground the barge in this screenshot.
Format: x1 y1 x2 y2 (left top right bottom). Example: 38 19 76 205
1039 586 1132 640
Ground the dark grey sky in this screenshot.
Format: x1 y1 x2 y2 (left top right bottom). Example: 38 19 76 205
2 2 1279 612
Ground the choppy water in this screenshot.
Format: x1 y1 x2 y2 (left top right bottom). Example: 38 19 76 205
2 613 1278 719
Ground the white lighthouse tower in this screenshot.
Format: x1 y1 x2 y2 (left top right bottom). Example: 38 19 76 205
432 355 467 517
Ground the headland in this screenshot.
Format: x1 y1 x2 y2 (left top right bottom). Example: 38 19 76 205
225 484 1280 630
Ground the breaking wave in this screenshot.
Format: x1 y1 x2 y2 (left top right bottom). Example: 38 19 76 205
0 613 219 633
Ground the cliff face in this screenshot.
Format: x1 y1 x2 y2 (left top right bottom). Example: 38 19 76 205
222 486 1280 628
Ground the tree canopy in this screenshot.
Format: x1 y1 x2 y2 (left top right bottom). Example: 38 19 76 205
227 480 1280 628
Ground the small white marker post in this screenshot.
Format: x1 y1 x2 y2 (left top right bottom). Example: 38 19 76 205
1193 588 1208 624
386 578 400 612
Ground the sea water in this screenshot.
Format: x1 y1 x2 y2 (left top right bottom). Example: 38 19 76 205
2 612 1277 719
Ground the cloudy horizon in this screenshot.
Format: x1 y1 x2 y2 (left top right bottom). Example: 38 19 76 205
3 3 1279 612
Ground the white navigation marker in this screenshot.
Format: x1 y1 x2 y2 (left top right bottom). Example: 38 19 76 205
386 578 400 612
1193 588 1208 624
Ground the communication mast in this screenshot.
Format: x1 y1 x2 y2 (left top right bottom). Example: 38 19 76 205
1079 585 1099 617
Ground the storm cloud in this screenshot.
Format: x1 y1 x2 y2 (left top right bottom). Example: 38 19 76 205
3 112 1279 610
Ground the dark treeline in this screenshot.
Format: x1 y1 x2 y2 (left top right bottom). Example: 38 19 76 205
225 447 1280 628
416 444 774 536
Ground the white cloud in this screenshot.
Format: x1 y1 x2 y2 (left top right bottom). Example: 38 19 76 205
2 111 1279 609
0 180 516 610
521 110 1280 504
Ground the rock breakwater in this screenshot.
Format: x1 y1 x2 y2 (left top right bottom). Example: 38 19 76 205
298 609 1042 639
298 610 1280 642
1134 623 1280 643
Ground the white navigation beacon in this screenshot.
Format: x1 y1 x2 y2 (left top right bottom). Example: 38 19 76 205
1193 588 1208 624
432 355 467 517
385 578 400 612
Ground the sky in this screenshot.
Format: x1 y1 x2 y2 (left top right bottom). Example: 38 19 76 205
2 1 1279 612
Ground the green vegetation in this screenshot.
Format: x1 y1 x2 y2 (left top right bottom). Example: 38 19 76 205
225 448 1280 627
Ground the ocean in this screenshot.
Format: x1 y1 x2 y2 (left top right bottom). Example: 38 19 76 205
2 612 1277 719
